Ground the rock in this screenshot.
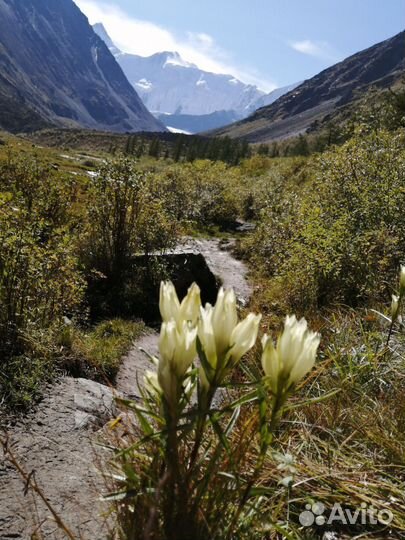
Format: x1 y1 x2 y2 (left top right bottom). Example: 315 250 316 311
0 377 114 538
73 378 117 429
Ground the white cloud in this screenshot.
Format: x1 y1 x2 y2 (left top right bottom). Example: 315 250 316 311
289 39 338 61
74 0 276 91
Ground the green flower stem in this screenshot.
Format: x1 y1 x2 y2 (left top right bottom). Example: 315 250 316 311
269 390 288 436
163 409 180 540
188 385 216 474
230 386 288 535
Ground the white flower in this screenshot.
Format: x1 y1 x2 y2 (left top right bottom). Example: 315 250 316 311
261 315 320 393
156 318 197 406
159 281 180 322
261 336 280 394
198 287 261 386
211 288 238 358
158 320 197 378
391 294 400 321
198 304 217 369
229 313 262 366
179 283 201 325
155 281 200 407
159 281 201 326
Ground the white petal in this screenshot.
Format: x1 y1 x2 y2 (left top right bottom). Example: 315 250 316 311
229 313 261 363
159 281 180 322
212 288 238 356
198 305 217 368
179 282 201 325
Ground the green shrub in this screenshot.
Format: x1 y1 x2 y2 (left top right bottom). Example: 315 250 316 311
85 158 180 278
243 130 405 312
0 157 85 407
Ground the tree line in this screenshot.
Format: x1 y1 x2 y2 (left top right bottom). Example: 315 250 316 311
122 133 251 165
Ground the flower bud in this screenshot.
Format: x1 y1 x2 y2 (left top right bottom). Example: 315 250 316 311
261 335 280 394
197 288 261 387
211 288 238 357
159 320 197 377
159 281 180 322
179 283 201 326
157 319 197 406
229 313 262 366
261 315 320 393
160 281 201 327
198 304 217 370
391 294 400 321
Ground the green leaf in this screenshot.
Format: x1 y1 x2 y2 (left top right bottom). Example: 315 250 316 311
225 405 240 436
209 412 231 453
196 336 215 382
284 388 341 411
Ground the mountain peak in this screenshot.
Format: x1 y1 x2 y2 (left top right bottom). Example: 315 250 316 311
142 50 196 69
92 19 298 132
92 22 121 55
164 51 196 69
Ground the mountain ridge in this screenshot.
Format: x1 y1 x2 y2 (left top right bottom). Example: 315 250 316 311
211 30 405 142
0 0 164 133
97 40 265 117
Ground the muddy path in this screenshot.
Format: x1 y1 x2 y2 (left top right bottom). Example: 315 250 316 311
0 237 252 539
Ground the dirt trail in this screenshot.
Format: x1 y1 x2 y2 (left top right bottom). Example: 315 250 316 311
0 238 252 539
0 378 116 539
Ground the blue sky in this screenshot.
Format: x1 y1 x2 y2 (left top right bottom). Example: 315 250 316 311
76 0 405 91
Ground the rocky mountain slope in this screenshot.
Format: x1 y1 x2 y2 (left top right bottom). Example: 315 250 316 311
212 30 405 142
251 82 302 110
0 0 164 133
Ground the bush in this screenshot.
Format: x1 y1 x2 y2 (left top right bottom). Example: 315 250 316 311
243 130 405 312
150 160 243 229
0 158 85 407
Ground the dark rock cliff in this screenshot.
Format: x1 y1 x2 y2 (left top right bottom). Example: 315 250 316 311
0 0 165 132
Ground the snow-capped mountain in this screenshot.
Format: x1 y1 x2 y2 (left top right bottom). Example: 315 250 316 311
93 24 264 117
93 23 298 133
